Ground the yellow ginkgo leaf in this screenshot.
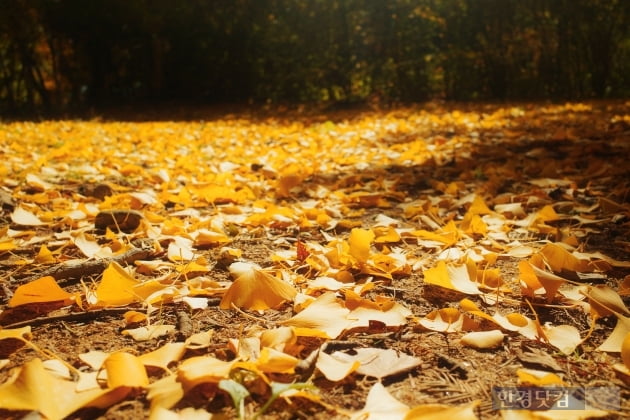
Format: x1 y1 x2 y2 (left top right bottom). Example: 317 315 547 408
350 382 409 420
348 228 375 264
139 342 187 371
8 276 74 307
372 225 401 243
11 206 44 226
542 324 582 355
34 245 56 264
316 351 360 382
417 308 478 333
539 243 590 273
405 400 480 420
94 262 139 307
220 262 297 310
423 260 481 295
123 310 147 325
103 351 149 388
255 347 298 374
122 325 176 341
177 356 235 391
0 358 109 420
280 292 352 339
516 368 565 386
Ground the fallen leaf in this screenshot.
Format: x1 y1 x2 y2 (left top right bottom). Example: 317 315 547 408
8 276 74 307
331 347 422 379
11 206 44 226
316 351 360 381
280 292 352 339
405 400 479 420
104 351 149 388
460 330 505 349
348 228 375 264
0 358 108 420
220 262 297 310
122 325 176 341
350 382 409 420
91 262 138 306
423 261 481 295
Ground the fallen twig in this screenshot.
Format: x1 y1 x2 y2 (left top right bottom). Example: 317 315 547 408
13 239 159 286
1 307 133 329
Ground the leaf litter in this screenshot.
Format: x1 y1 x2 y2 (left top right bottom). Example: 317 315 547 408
0 102 629 419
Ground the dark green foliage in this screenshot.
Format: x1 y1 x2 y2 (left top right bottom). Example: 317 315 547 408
1 0 628 114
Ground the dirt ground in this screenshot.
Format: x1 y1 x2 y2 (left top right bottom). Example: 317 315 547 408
0 101 629 419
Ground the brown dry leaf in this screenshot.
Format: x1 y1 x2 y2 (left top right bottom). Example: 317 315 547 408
219 262 297 310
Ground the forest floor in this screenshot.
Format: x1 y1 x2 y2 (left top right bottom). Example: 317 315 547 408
0 101 629 420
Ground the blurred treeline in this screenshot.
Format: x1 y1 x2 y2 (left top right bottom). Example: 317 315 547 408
1 0 628 114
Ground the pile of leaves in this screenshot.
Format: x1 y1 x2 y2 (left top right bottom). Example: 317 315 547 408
0 102 629 420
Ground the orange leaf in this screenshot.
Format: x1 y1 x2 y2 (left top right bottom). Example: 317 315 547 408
103 351 149 388
9 276 73 307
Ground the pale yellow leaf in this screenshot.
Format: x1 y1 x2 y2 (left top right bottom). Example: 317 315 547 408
597 315 630 353
122 325 175 341
11 206 44 226
460 330 505 349
423 261 480 295
0 358 109 420
280 292 351 339
405 400 479 420
316 351 360 381
350 382 409 420
332 348 421 379
542 324 582 355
